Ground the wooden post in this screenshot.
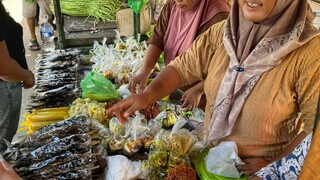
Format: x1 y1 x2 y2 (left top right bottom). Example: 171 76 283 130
133 12 140 40
52 0 66 49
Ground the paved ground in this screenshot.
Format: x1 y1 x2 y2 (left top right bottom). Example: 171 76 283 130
3 0 44 137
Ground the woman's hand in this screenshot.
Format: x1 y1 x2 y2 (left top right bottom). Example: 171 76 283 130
0 156 22 180
181 83 204 111
128 73 149 94
105 93 151 124
236 158 270 176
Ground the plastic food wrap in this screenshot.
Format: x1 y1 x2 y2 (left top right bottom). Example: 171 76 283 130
13 133 92 170
168 152 191 168
47 169 92 180
90 36 147 88
154 110 177 128
148 144 168 168
161 119 198 155
105 155 142 180
91 119 112 148
123 137 142 155
30 115 90 141
109 134 125 151
3 114 108 180
2 115 91 163
109 117 125 135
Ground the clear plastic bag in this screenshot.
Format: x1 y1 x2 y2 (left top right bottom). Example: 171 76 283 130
168 152 191 168
109 117 125 135
161 118 198 155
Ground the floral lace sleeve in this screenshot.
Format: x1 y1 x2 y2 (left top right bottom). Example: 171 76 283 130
253 133 312 180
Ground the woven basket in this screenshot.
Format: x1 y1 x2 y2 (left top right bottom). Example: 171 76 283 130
116 7 152 36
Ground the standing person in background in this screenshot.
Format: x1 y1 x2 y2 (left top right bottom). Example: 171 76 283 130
129 0 230 111
107 0 320 176
22 0 53 51
0 1 35 152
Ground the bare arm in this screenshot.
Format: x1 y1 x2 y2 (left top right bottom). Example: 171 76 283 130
0 41 35 88
144 65 181 103
128 44 162 93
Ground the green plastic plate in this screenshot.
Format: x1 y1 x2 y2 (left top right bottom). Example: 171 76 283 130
193 149 248 180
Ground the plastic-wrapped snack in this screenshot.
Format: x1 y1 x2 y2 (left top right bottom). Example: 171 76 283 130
90 120 112 148
35 153 96 177
29 115 90 141
138 102 160 120
166 164 197 180
109 134 125 151
47 168 92 180
14 133 92 168
92 144 108 175
168 152 191 168
148 144 168 168
139 160 151 179
148 167 167 180
142 135 154 149
130 115 149 140
154 110 177 128
163 129 197 155
164 110 177 128
29 151 77 171
109 117 124 135
147 119 162 135
123 137 142 155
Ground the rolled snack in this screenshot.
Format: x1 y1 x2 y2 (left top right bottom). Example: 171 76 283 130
13 133 92 168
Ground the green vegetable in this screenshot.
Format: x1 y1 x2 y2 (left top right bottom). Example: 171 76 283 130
181 111 193 117
50 0 124 24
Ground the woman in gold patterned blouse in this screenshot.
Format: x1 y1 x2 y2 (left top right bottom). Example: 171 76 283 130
107 0 320 176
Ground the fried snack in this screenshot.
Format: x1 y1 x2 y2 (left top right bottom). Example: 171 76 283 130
148 144 168 168
168 153 190 168
139 102 160 120
123 137 142 155
166 164 196 180
109 134 125 151
163 129 196 155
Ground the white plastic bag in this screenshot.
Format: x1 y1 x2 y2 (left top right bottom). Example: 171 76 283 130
205 141 245 178
106 155 142 180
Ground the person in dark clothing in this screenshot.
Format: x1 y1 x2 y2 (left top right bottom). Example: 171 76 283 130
0 0 35 152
